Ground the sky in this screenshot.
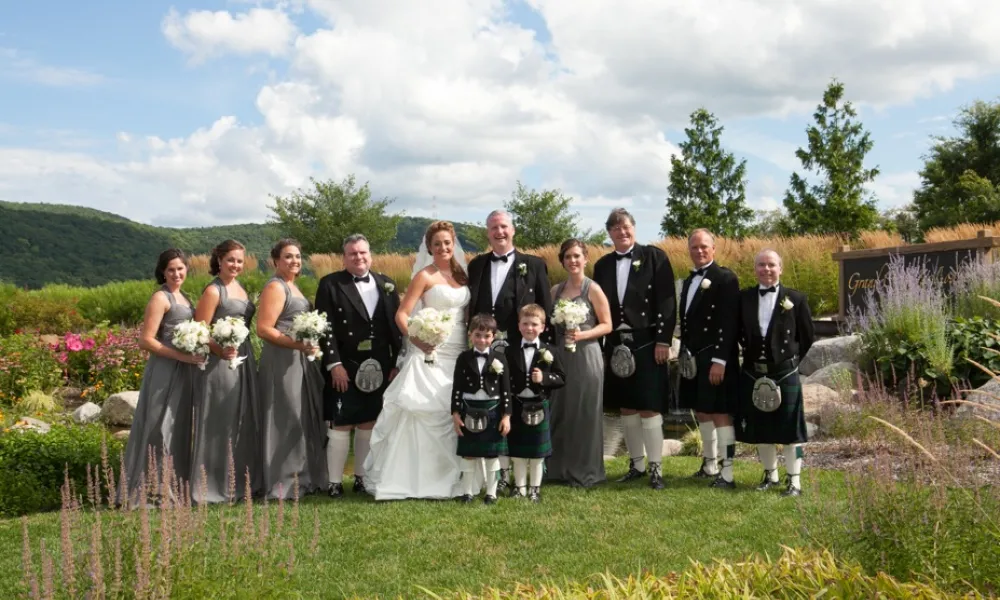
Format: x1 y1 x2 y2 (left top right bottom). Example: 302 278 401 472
2 0 1000 244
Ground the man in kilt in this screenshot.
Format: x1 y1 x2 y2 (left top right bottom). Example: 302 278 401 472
676 229 741 489
592 208 676 490
451 314 512 505
736 249 814 496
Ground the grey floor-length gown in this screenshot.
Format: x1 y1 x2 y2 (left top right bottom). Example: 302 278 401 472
120 286 197 505
258 277 328 500
545 278 607 488
191 278 259 503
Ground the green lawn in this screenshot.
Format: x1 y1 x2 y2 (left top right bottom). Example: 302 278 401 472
0 457 848 599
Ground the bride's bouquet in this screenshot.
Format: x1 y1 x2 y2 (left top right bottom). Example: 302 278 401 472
407 307 454 364
289 310 330 362
552 298 590 352
171 320 212 370
211 316 250 370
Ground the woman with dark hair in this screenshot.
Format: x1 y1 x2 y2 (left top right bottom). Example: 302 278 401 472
120 249 205 505
191 239 260 503
545 239 613 487
256 238 327 499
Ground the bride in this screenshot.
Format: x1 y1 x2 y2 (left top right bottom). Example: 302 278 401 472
363 221 472 500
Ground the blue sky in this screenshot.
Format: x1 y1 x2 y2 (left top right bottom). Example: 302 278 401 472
1 0 998 242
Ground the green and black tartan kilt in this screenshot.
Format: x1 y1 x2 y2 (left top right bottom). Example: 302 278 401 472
735 364 808 445
506 397 552 459
677 346 738 414
456 399 508 458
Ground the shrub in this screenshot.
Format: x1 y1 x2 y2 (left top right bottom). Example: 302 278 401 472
73 280 158 325
0 334 63 406
84 326 147 404
0 289 91 335
951 257 1000 320
18 391 61 414
949 316 1000 388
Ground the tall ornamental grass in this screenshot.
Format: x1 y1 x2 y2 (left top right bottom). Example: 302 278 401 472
950 257 1000 320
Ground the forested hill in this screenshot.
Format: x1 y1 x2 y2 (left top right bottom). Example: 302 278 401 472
0 202 484 288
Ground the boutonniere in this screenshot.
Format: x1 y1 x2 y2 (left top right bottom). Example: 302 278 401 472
539 349 554 364
517 262 528 277
382 281 395 293
781 297 794 312
632 259 641 272
490 358 504 374
700 278 712 290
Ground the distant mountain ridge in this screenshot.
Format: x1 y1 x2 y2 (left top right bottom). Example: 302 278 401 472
0 201 485 288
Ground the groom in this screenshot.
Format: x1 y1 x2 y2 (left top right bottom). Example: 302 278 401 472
467 209 553 490
315 233 402 498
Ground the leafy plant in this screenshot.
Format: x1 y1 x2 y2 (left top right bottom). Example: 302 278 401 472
0 335 63 406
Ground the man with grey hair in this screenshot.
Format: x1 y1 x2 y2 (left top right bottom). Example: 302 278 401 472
315 233 402 497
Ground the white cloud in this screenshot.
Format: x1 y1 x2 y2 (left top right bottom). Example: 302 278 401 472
162 7 298 62
0 48 103 86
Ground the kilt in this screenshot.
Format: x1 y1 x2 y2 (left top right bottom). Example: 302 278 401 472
456 399 507 458
735 362 808 444
602 329 668 413
324 348 391 424
677 346 738 414
506 397 552 458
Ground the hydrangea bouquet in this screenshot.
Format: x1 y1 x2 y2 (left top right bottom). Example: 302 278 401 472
171 320 212 370
552 298 590 352
407 307 454 364
289 310 330 362
211 316 250 370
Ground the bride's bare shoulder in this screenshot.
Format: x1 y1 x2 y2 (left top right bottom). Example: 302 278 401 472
409 267 440 290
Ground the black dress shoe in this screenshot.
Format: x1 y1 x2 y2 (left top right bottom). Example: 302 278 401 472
754 470 780 492
497 469 510 493
616 459 647 482
781 476 802 497
690 458 717 479
510 486 526 499
326 482 344 498
649 463 665 490
458 494 475 503
527 487 541 503
353 476 367 494
483 494 497 505
709 475 736 490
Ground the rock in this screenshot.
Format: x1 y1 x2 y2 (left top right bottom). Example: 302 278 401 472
72 402 102 424
39 334 60 347
962 380 1000 421
53 387 84 402
662 439 683 457
799 335 861 376
12 417 51 434
101 391 140 426
806 421 819 439
802 384 844 418
113 430 130 441
806 362 858 391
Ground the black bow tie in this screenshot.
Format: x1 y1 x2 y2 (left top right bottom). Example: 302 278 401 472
353 274 370 283
759 286 776 296
616 251 632 260
522 343 537 349
490 253 511 263
692 267 707 276
474 351 490 358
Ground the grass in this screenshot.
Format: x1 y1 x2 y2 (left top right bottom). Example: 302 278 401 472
0 457 849 599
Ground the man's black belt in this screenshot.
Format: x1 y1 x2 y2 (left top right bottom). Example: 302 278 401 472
609 327 656 347
743 357 798 377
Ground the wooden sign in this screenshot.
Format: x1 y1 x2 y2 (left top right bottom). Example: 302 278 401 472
831 230 1000 318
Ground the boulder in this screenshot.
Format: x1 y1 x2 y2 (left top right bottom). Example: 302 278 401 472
113 430 130 441
53 387 84 402
72 402 102 424
802 384 844 418
101 391 140 426
806 421 819 440
662 439 683 457
12 417 51 434
806 361 858 391
962 380 1000 421
799 335 861 375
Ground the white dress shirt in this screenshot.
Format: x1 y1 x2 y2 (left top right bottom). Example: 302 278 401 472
474 350 488 373
758 283 780 337
521 339 538 368
685 261 713 313
354 271 379 318
614 246 634 305
490 251 515 306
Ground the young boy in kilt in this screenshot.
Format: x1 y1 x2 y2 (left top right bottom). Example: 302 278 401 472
504 304 566 502
451 314 512 504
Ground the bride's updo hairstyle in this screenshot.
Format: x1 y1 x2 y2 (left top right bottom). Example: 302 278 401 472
424 221 468 285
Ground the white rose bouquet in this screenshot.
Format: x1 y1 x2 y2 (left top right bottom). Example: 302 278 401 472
289 310 330 362
171 320 211 370
551 298 590 352
211 316 250 370
407 307 454 364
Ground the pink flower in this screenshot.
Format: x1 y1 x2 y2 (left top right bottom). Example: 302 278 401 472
57 352 68 364
82 338 95 350
66 338 83 352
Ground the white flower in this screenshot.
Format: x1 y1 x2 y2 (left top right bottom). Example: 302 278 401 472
171 319 212 369
517 263 528 276
211 316 250 370
490 358 504 374
383 281 395 293
632 259 641 271
781 297 794 311
539 349 554 364
700 278 712 290
407 307 455 364
552 298 590 329
289 310 331 362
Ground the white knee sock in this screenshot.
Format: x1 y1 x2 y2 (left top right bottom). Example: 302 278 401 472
717 426 735 483
353 428 372 478
499 455 510 473
642 414 664 465
528 459 544 487
326 429 351 484
784 444 803 489
461 458 477 496
512 458 528 492
621 413 646 471
485 458 500 497
699 421 718 475
758 444 779 481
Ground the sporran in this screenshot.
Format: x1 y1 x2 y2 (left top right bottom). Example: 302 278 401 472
520 400 545 426
610 344 636 378
462 405 490 433
678 347 697 380
354 358 384 394
751 376 782 413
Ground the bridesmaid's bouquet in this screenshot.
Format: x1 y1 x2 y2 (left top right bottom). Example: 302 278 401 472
552 298 590 352
289 310 330 362
211 316 250 370
171 320 212 370
407 308 454 364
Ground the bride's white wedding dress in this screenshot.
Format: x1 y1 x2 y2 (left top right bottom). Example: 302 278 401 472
363 284 472 500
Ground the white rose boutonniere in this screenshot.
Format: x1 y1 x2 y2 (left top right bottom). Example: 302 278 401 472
517 262 528 276
490 358 504 374
632 259 641 272
700 278 712 290
539 349 554 364
781 297 794 311
383 281 395 293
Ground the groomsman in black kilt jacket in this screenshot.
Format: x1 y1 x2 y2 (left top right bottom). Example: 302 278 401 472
466 209 553 491
676 229 741 489
736 249 814 496
314 234 402 498
592 208 676 490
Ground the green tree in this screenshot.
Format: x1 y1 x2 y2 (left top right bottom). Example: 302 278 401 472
876 205 922 243
782 79 880 238
745 208 793 238
504 181 606 248
267 175 403 254
913 99 1000 230
661 108 752 238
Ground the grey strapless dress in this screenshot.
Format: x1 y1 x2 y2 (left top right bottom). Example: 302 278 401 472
120 286 197 505
545 278 607 488
258 278 328 500
191 278 259 503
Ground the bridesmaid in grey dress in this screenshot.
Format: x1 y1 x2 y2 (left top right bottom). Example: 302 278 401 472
191 240 259 503
121 249 206 505
256 238 327 500
545 239 613 488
